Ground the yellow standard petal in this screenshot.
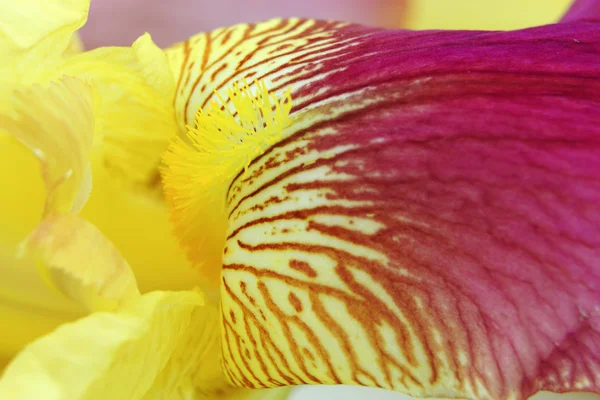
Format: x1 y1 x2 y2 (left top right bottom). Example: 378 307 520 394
0 0 89 81
19 214 140 312
62 33 179 187
0 75 95 216
57 33 199 292
0 290 290 400
0 76 96 363
404 0 572 30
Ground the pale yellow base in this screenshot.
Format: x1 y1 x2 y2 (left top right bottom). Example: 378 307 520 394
404 0 573 30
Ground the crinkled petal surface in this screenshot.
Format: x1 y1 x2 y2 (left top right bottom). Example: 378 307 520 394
0 291 203 399
0 289 290 400
165 16 600 400
0 76 95 215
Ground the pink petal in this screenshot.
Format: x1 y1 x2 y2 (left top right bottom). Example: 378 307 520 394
562 0 600 22
168 17 600 399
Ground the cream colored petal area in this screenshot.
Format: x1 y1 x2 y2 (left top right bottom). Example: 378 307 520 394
20 214 140 312
0 76 95 216
0 290 207 399
0 0 89 80
62 33 179 186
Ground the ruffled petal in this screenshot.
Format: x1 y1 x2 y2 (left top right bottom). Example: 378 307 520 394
0 75 95 216
62 33 179 188
0 0 89 82
19 214 140 312
0 290 289 400
165 18 600 400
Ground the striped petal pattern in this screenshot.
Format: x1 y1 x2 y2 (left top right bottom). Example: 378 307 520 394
166 17 600 400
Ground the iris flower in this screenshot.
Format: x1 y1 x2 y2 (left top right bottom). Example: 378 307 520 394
0 1 599 400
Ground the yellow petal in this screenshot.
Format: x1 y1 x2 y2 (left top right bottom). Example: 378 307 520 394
62 33 179 188
0 0 89 81
0 290 289 400
0 133 85 366
80 168 201 293
19 214 140 312
54 33 200 294
79 168 200 293
0 133 45 245
0 76 95 216
0 246 83 367
404 0 572 30
63 32 84 57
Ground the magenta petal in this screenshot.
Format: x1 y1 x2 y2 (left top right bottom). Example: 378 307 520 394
169 17 600 400
562 0 600 22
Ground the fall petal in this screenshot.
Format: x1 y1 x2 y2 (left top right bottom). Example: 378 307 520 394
165 18 600 400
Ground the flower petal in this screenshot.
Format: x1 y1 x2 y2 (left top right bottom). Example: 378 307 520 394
562 0 600 22
0 249 83 367
59 33 199 293
62 33 179 188
0 0 89 81
0 135 84 367
0 75 95 216
404 0 572 30
0 290 289 400
166 18 600 400
19 214 140 312
63 32 85 57
79 169 200 293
